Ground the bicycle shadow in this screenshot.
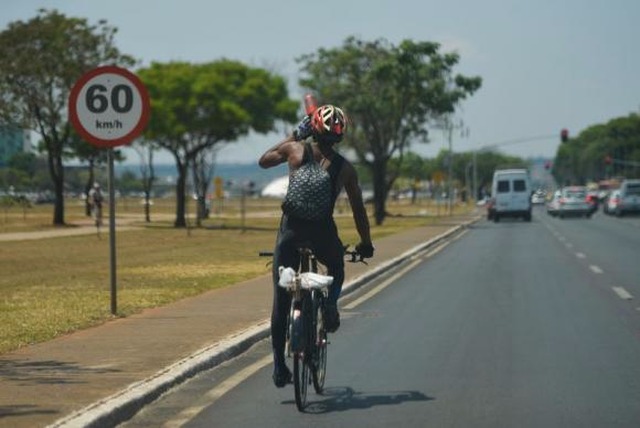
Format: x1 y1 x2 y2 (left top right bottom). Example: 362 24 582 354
292 386 434 414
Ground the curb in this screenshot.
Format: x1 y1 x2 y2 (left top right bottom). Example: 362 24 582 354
48 217 479 428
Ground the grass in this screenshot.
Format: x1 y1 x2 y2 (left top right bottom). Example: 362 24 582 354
0 196 474 354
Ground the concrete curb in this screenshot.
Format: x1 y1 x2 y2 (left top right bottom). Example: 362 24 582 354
48 217 479 428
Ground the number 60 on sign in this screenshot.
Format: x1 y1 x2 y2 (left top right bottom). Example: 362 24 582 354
69 66 150 148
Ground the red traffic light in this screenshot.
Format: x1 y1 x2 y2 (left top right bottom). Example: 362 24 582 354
604 155 612 165
544 161 552 170
560 129 569 143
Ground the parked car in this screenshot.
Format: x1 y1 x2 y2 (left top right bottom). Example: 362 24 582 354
490 169 532 222
557 186 593 218
605 189 621 215
613 179 640 216
546 190 562 216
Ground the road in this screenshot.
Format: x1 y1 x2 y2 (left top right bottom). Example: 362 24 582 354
121 207 640 427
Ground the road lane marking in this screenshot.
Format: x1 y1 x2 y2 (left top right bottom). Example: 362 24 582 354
576 252 586 259
589 265 604 274
612 287 634 300
162 355 272 428
565 243 573 249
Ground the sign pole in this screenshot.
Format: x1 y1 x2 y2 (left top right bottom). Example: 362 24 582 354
68 66 150 316
108 148 117 315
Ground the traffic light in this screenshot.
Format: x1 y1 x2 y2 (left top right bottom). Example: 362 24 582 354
544 161 552 170
604 155 612 165
560 128 569 143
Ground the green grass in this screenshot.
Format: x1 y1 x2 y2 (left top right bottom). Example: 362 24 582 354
0 196 474 354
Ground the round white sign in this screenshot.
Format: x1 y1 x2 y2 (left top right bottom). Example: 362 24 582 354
69 66 150 148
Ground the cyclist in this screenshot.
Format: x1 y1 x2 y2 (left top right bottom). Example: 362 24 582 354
88 182 103 227
259 104 374 387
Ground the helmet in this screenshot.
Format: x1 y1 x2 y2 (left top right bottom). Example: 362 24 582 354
311 104 348 143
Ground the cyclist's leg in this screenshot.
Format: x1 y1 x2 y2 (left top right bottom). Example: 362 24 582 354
310 219 345 332
271 215 300 386
311 219 345 305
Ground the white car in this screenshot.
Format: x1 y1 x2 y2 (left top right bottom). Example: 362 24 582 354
490 169 532 222
557 186 592 219
605 190 621 215
546 190 562 216
614 179 640 216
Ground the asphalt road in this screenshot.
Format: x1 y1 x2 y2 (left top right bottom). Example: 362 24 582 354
121 207 640 428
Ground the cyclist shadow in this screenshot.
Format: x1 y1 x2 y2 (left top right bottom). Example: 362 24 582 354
298 387 434 414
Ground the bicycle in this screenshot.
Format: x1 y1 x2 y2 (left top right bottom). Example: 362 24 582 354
260 245 331 411
259 245 367 411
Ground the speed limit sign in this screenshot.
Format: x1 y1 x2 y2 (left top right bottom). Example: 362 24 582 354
69 66 150 148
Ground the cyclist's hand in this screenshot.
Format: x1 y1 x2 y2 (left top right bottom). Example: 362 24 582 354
355 242 374 258
293 116 313 141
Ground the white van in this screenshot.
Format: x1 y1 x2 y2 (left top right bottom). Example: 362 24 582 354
489 169 532 222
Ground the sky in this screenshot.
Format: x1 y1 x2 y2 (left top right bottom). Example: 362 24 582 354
2 0 639 164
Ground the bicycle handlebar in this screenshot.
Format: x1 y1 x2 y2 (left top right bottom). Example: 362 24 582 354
258 245 369 264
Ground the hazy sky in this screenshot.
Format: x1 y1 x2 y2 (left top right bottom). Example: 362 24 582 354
2 0 639 164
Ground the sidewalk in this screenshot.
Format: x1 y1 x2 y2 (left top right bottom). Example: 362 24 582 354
0 213 479 428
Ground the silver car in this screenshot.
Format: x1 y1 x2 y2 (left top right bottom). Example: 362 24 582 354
557 186 592 219
615 179 640 216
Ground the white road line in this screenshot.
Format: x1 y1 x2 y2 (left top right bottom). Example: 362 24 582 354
162 355 272 428
558 236 566 242
565 243 573 249
589 265 604 274
612 287 634 300
575 252 586 259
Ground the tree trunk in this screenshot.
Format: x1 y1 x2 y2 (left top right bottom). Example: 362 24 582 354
371 159 388 225
174 162 188 228
144 190 151 223
49 150 65 226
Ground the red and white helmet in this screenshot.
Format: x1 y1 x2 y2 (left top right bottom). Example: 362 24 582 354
311 104 348 142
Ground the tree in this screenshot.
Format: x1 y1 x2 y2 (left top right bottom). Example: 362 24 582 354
0 9 135 225
552 113 640 184
297 36 481 224
138 60 299 227
132 140 157 222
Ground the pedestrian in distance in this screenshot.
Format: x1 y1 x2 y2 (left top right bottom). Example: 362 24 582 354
259 104 374 388
88 182 104 230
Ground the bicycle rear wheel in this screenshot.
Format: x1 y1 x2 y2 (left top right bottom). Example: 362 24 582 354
312 294 327 393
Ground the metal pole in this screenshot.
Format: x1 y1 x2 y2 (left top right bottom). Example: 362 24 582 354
108 149 117 315
473 150 478 203
447 121 453 216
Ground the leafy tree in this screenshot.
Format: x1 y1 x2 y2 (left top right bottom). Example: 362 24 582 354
132 140 157 222
298 36 481 224
138 60 299 227
553 113 640 184
0 9 135 225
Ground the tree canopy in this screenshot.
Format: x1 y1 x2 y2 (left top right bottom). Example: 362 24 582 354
553 113 640 185
0 9 135 224
297 36 482 224
138 60 299 227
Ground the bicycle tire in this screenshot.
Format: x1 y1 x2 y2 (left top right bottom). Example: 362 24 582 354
312 293 327 393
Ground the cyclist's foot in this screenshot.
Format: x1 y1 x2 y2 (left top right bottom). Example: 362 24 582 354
272 365 292 388
324 303 340 333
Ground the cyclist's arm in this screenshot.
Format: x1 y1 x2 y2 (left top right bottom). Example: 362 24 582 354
342 163 372 245
258 135 297 168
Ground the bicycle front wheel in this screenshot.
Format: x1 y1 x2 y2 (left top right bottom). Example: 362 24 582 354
312 295 327 393
293 351 309 411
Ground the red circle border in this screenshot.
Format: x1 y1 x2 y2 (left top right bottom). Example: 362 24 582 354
69 66 150 148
